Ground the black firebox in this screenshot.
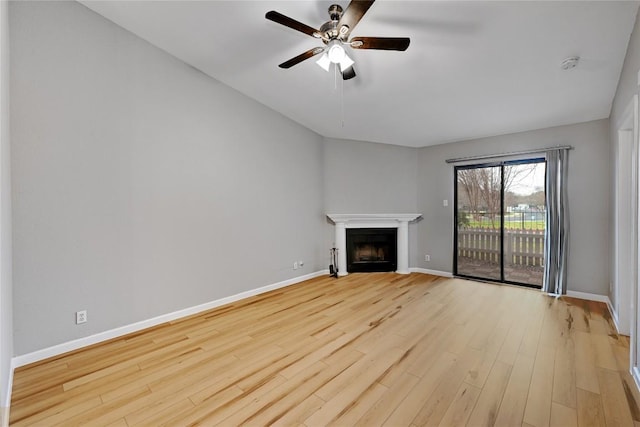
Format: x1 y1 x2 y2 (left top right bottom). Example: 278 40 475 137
346 228 397 273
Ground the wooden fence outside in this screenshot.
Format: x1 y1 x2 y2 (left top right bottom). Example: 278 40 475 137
457 228 545 267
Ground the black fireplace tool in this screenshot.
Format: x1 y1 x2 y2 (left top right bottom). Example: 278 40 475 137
329 247 338 278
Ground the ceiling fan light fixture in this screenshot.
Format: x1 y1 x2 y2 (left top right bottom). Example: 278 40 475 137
316 52 331 71
317 39 353 72
339 54 354 71
327 40 346 63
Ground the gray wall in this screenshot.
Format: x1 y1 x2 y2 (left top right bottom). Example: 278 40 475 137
415 119 611 295
10 1 325 355
0 0 12 420
323 138 418 214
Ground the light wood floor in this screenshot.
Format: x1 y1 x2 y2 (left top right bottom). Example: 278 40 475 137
10 273 640 426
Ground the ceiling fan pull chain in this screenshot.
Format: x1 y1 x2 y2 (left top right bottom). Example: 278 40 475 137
341 73 345 128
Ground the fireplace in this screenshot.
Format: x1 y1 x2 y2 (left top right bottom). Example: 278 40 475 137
347 228 397 272
326 214 421 276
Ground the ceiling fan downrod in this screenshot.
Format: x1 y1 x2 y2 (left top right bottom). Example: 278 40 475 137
328 4 343 22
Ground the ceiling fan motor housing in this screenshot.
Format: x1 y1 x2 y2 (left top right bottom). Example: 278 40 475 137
320 4 349 42
319 21 339 40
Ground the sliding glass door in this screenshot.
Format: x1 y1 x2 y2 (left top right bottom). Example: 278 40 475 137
455 165 502 281
455 159 546 288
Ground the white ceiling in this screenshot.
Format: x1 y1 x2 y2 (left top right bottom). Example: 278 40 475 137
80 1 639 148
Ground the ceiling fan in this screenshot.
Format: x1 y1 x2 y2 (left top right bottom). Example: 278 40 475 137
265 1 410 80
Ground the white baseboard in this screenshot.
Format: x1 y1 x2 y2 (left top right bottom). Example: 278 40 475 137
12 270 329 369
409 267 454 278
605 297 621 334
565 290 610 304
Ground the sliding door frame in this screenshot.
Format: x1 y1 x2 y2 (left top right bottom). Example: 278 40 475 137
453 157 545 289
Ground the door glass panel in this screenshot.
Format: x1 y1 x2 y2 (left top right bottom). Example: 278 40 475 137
503 162 546 286
456 165 502 281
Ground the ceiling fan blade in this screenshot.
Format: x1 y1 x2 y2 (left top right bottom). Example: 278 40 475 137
279 47 325 69
337 0 375 38
350 37 410 51
341 66 356 80
265 11 321 38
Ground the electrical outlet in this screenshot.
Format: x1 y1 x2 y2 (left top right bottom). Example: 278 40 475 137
76 310 87 324
293 262 299 270
443 199 448 207
425 255 431 262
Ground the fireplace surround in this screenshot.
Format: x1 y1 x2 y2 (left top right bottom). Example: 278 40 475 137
327 214 421 276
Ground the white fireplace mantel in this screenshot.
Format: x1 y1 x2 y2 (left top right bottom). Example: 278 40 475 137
327 213 422 276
